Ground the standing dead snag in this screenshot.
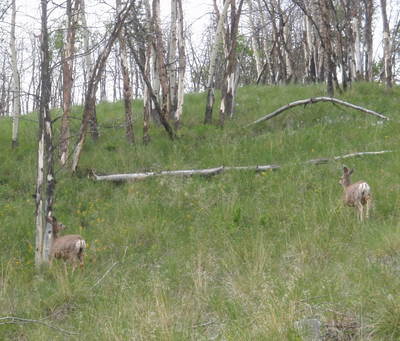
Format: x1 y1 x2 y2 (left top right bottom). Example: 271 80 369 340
35 0 55 268
339 166 372 222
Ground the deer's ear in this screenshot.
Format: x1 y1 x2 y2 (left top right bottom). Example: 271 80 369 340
349 168 354 175
343 166 349 174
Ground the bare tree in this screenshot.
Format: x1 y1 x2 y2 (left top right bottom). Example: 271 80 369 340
10 0 20 148
363 0 374 81
35 0 55 268
204 0 232 124
380 0 392 88
219 0 244 125
174 0 185 128
60 0 80 165
71 1 135 173
117 0 134 144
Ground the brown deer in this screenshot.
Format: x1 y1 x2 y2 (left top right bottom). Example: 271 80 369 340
47 216 86 271
339 166 372 221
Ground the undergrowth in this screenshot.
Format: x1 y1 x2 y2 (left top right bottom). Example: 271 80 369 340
1 83 400 340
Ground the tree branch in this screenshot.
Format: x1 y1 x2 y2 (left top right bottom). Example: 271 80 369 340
90 150 392 182
247 97 389 127
0 316 78 335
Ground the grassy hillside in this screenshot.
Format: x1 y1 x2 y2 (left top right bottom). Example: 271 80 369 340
1 83 400 340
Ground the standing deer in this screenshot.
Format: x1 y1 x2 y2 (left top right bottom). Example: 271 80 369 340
47 216 86 271
339 166 372 221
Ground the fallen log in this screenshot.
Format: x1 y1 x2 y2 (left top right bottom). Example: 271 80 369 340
92 166 225 181
247 97 389 127
91 164 280 182
91 150 392 182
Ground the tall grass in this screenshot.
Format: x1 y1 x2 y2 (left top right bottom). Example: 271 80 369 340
1 83 400 339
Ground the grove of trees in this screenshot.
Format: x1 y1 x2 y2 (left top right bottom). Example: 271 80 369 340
0 0 399 266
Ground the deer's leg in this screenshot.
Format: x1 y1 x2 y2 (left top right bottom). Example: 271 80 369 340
71 259 78 274
366 199 371 219
356 202 364 222
78 251 84 268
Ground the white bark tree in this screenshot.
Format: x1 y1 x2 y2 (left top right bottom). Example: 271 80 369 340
10 0 20 148
60 0 80 165
380 0 392 88
35 0 55 268
117 0 134 144
174 0 185 127
204 0 232 124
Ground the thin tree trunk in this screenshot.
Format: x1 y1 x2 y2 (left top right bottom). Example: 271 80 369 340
117 0 134 144
204 0 232 124
71 2 134 173
363 0 373 81
60 0 80 165
143 43 151 144
219 0 244 125
153 0 170 120
380 0 392 88
168 0 178 119
10 0 20 148
174 0 185 128
35 0 55 268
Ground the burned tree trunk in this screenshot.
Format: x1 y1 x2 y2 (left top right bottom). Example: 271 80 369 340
35 0 55 268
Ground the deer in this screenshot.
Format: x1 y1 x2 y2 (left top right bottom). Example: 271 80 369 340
339 166 372 221
47 216 86 271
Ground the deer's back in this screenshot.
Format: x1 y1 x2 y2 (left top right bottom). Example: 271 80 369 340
343 181 371 206
51 234 85 260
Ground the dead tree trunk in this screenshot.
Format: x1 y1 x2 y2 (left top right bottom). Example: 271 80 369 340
117 0 134 144
60 0 80 165
10 0 20 148
219 0 244 126
35 0 55 268
204 0 232 124
152 0 170 120
174 0 185 128
80 0 99 140
380 0 392 88
363 0 374 81
168 0 178 119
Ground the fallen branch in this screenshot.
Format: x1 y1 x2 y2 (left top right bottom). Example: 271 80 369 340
333 150 393 160
0 316 78 335
307 151 393 165
92 261 119 289
91 150 392 182
92 166 225 181
91 165 280 182
247 97 389 127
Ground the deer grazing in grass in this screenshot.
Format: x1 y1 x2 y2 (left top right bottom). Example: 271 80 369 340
47 216 86 271
339 166 372 221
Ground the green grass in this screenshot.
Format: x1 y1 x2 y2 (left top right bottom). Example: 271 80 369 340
1 82 400 339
